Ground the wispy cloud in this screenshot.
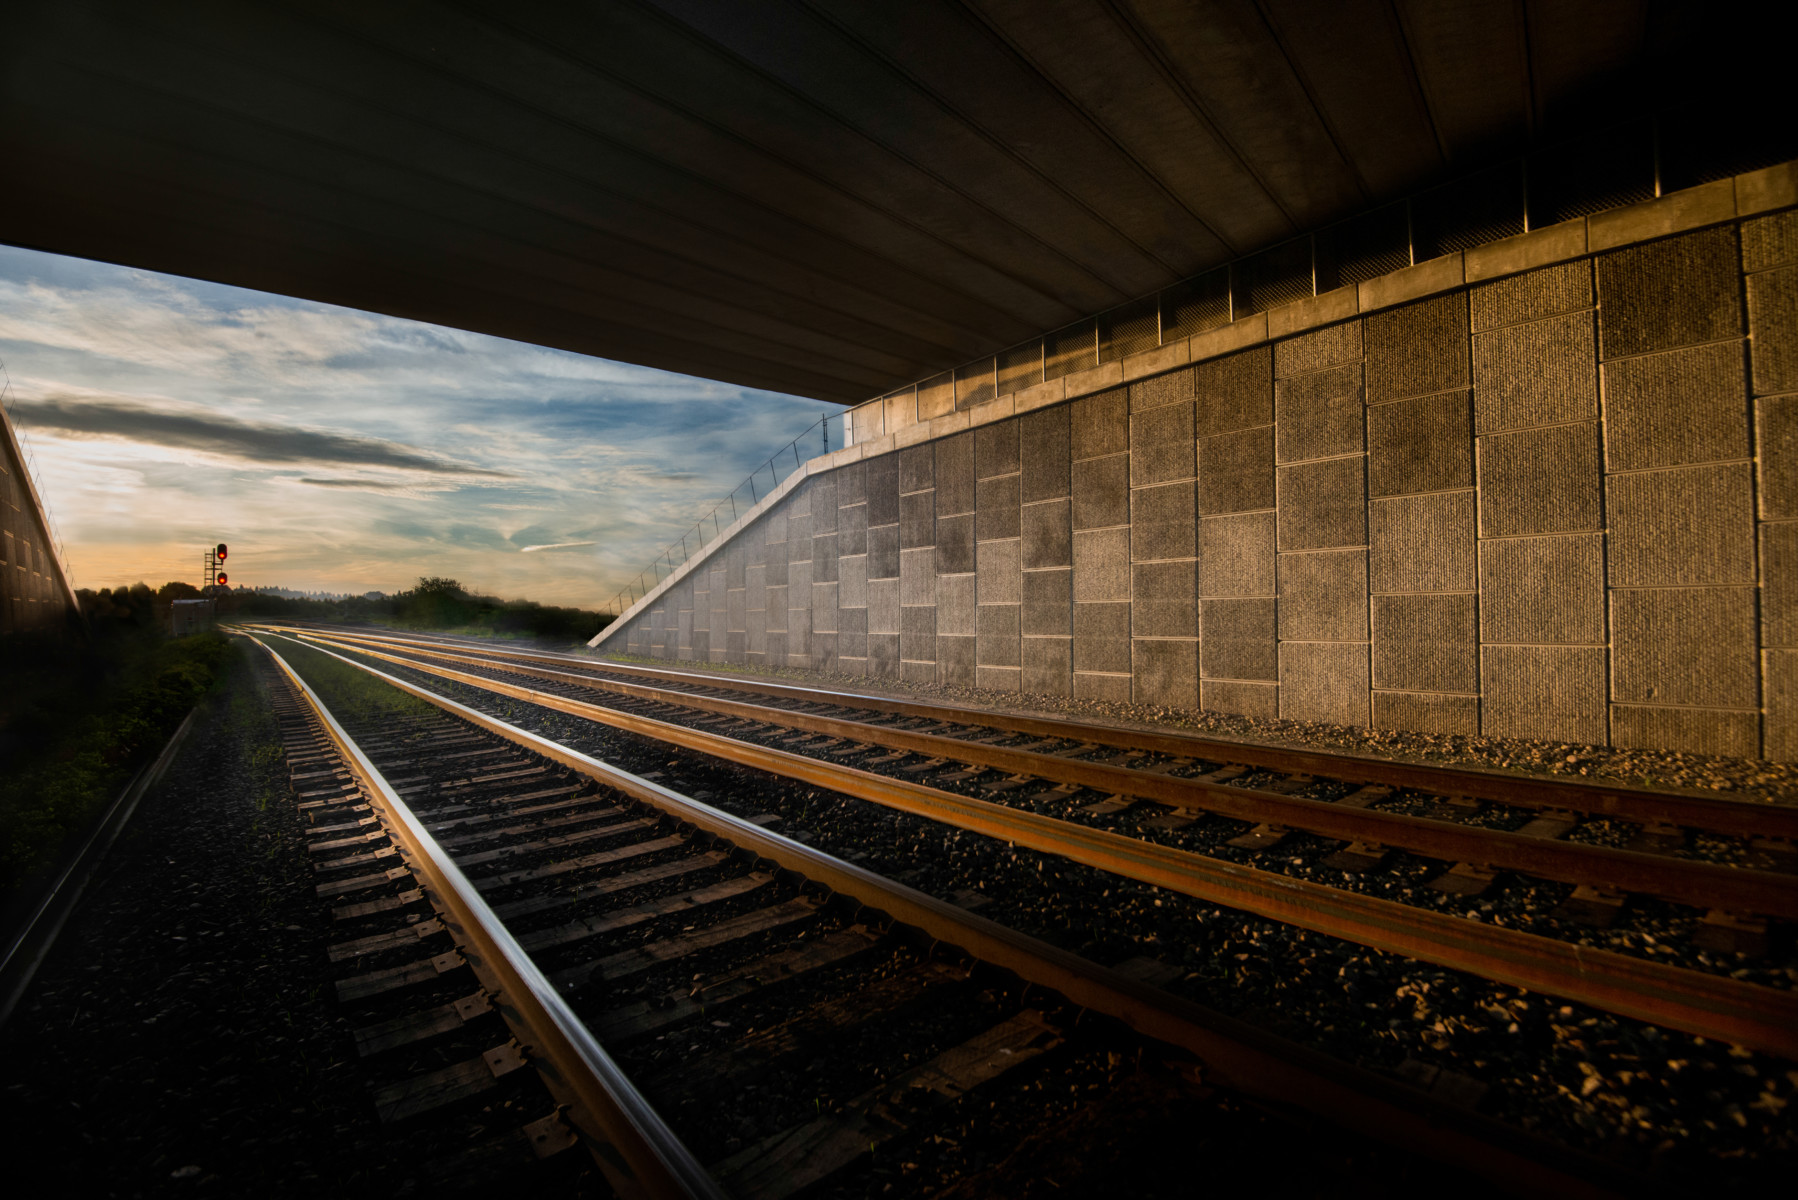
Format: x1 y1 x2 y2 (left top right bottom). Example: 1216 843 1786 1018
0 244 836 605
519 540 597 553
15 394 510 477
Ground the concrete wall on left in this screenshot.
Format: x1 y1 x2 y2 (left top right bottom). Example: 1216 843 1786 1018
1 404 78 635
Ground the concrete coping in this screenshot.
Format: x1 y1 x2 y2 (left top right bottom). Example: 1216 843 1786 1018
597 157 1797 645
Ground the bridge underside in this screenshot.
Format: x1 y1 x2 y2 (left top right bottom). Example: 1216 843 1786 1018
1 1 1786 403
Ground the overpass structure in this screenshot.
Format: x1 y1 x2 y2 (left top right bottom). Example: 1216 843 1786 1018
2 2 1793 755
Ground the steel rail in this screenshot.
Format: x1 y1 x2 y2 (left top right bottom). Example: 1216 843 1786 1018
276 627 1798 1060
264 630 1657 1200
251 635 724 1200
305 625 1798 842
296 629 1798 923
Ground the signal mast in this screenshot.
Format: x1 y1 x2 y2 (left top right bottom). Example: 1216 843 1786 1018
204 542 229 594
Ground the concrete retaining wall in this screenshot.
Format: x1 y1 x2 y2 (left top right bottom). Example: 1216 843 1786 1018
599 164 1798 761
0 403 77 636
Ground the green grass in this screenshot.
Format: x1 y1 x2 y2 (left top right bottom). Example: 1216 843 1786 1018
0 632 238 896
259 635 434 728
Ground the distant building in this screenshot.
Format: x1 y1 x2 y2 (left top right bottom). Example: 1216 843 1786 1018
170 598 214 636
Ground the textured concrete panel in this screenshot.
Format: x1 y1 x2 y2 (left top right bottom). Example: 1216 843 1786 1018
977 538 1023 605
1761 395 1798 519
868 633 899 678
1742 210 1798 273
1193 346 1272 437
1023 568 1072 636
868 578 900 635
1611 586 1757 708
1596 226 1742 359
1280 642 1370 726
934 432 975 516
1602 341 1750 471
1480 645 1607 743
1606 462 1756 587
1765 523 1798 648
901 605 936 664
1368 492 1476 594
978 665 1024 692
728 587 746 631
838 502 868 556
1198 425 1275 514
811 480 837 533
1365 292 1470 403
976 417 1021 478
866 453 900 526
976 605 1021 667
813 582 838 633
937 572 976 638
1368 390 1472 497
1274 320 1361 379
935 512 974 575
812 631 836 672
1767 650 1798 762
1202 597 1276 681
789 559 811 600
1072 527 1130 603
1275 363 1363 463
1202 679 1278 718
1748 265 1798 397
1476 422 1602 537
1373 691 1479 735
1130 481 1196 561
900 490 935 549
1276 456 1366 551
1073 602 1131 674
867 523 899 580
1022 498 1072 569
689 629 710 661
1132 559 1197 638
1611 706 1759 757
1469 259 1592 331
836 460 866 506
1020 407 1071 502
813 532 838 582
763 511 787 547
1072 454 1130 530
1074 672 1132 702
938 635 975 686
1200 511 1276 597
1130 403 1196 485
1372 593 1476 693
761 583 782 631
976 474 1021 541
1278 549 1368 641
1071 388 1128 459
900 547 936 606
1130 366 1192 411
1472 311 1598 434
839 605 868 639
787 514 812 560
1134 639 1198 708
900 443 934 494
1479 533 1604 645
1023 637 1072 695
838 552 867 609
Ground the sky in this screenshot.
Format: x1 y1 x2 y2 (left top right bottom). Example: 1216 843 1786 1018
0 245 836 608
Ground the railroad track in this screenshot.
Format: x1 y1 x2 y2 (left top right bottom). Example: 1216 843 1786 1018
244 627 1672 1198
264 624 1798 1061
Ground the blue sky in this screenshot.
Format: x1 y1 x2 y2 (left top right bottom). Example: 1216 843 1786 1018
0 245 835 607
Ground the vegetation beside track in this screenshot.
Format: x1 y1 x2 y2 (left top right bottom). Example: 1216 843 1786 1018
231 577 611 646
257 635 434 726
0 591 236 896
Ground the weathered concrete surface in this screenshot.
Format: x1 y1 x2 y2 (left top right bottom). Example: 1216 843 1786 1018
603 170 1798 760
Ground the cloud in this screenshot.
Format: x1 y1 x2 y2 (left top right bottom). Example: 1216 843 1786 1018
520 540 597 553
12 394 511 477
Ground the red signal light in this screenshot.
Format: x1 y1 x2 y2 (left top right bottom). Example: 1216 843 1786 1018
216 543 228 561
216 572 228 586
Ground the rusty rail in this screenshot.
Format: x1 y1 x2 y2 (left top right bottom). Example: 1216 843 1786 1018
311 625 1798 842
261 627 1663 1199
276 626 1798 1060
295 628 1798 923
251 635 725 1200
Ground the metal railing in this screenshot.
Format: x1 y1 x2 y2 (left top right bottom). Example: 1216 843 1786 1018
603 407 847 616
0 360 77 596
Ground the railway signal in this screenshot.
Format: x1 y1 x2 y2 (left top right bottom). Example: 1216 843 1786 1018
204 540 231 593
